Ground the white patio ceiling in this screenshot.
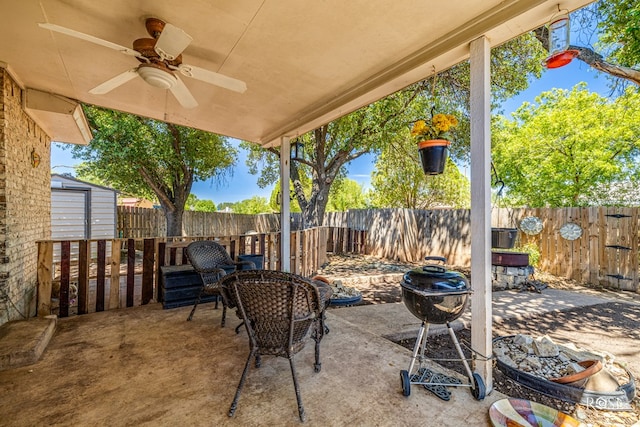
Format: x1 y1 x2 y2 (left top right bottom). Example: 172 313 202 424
1 0 592 146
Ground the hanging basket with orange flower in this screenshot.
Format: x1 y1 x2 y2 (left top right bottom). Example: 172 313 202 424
411 112 458 175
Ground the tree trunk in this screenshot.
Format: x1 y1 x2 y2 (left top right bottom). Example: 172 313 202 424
290 152 334 229
302 183 331 228
164 206 184 237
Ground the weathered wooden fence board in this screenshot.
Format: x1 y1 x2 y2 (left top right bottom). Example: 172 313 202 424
37 227 342 317
118 206 282 238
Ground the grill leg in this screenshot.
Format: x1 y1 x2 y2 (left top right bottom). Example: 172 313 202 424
446 322 474 382
420 322 430 359
408 321 429 375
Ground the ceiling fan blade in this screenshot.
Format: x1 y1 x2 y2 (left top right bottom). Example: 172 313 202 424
169 76 198 109
89 69 139 94
39 23 142 58
154 23 192 61
177 64 247 93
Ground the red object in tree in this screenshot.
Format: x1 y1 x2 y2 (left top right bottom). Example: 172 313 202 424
544 49 579 69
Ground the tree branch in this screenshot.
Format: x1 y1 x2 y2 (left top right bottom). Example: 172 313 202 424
571 45 640 86
138 166 175 210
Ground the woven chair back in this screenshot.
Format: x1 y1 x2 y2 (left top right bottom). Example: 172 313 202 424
222 271 320 357
186 240 234 273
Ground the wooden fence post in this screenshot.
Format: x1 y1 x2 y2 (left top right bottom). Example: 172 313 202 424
96 240 106 312
77 240 90 315
59 241 71 318
36 241 53 316
141 238 155 305
109 239 121 310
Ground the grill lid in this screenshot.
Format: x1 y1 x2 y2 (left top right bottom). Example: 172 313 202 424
402 264 469 292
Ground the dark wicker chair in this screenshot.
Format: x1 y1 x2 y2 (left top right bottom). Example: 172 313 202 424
220 270 330 422
185 240 256 324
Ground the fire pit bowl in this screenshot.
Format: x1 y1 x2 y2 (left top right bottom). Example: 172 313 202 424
493 336 636 410
491 251 529 267
400 257 470 324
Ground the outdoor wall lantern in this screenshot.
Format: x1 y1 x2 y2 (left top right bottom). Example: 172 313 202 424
291 140 304 160
544 8 578 69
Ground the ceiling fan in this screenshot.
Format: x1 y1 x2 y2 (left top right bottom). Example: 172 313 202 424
39 18 247 109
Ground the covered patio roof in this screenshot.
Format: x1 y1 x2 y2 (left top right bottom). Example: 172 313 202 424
1 0 591 146
1 0 594 395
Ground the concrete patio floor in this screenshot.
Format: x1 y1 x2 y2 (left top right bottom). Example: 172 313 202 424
0 289 620 426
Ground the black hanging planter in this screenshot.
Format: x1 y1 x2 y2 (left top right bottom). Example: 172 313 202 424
418 140 450 175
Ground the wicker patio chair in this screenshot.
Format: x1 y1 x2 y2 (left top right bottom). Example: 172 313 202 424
220 270 329 422
185 240 256 324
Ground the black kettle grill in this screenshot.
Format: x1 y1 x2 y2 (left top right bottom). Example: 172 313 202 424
401 256 470 324
399 256 485 401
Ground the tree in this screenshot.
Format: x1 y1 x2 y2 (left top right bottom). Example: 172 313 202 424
268 178 304 213
580 179 640 206
596 0 640 69
231 196 273 214
492 84 640 207
72 106 236 236
217 202 234 212
243 34 545 227
245 90 419 227
369 134 470 209
217 197 273 214
186 194 217 212
326 179 367 211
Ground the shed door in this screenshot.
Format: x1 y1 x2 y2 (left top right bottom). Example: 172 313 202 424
51 188 90 239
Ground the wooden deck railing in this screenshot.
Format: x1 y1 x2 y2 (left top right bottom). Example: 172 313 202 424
36 227 365 318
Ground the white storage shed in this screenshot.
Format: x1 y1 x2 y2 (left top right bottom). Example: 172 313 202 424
51 174 117 240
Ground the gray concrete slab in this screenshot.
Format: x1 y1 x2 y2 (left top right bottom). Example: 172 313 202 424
0 304 505 427
0 315 57 371
0 288 624 426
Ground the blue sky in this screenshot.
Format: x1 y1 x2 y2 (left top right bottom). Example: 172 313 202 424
51 55 614 205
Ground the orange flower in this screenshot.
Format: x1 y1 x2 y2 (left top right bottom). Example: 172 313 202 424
411 113 458 142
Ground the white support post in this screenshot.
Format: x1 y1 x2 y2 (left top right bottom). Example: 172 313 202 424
280 136 291 272
469 36 493 393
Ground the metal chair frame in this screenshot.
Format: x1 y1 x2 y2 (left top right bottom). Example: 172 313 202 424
220 270 329 422
185 240 256 325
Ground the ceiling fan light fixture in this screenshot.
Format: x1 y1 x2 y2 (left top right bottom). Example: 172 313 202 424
138 63 177 89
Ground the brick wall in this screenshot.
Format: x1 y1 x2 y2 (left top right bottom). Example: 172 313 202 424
0 70 51 325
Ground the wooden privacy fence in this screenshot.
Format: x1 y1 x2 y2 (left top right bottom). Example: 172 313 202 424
494 207 639 291
325 207 639 291
325 208 472 266
118 206 282 238
36 227 363 318
116 207 638 291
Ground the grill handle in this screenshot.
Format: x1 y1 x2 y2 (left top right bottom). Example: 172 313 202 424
424 256 446 264
422 265 447 274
